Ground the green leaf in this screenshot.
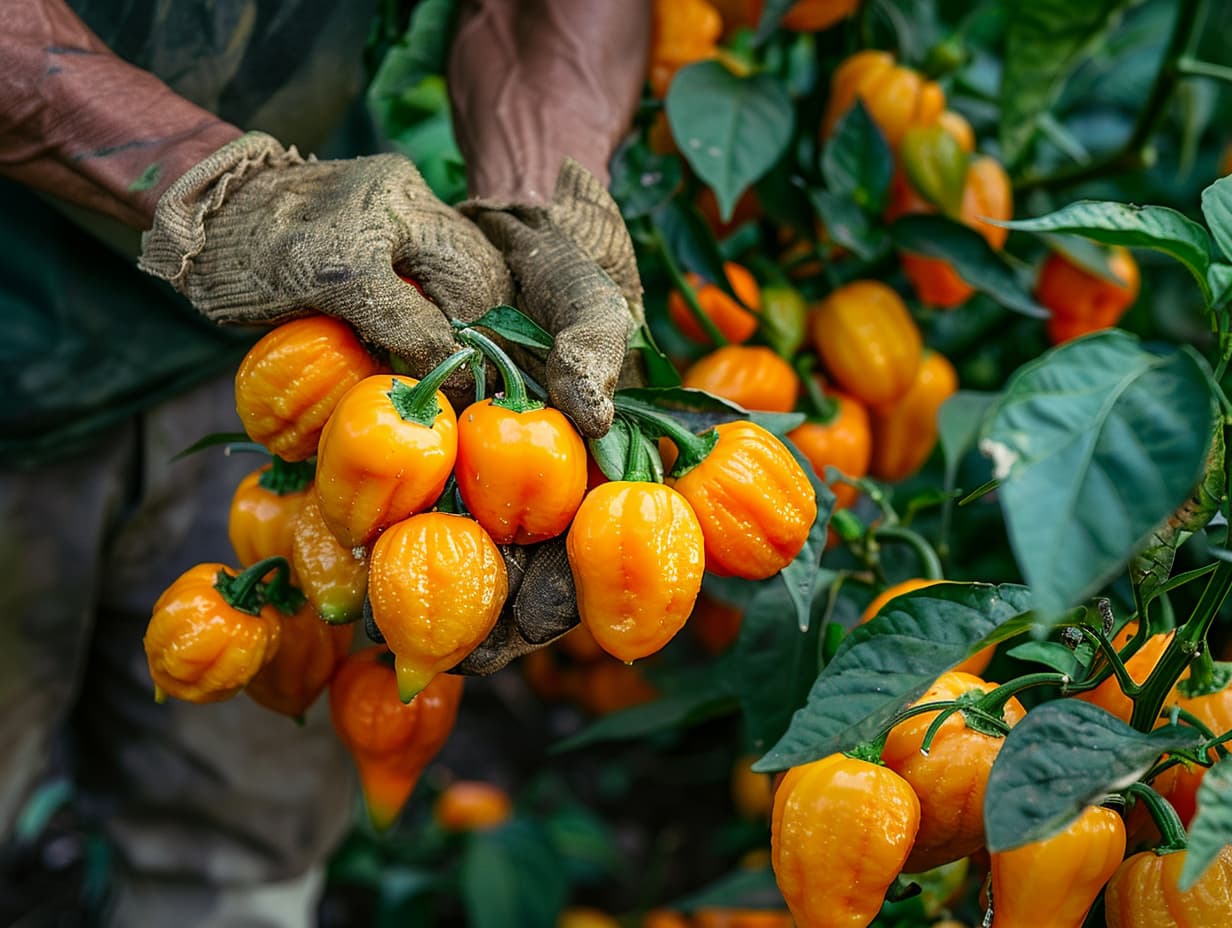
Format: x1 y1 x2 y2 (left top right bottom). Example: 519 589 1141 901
821 101 893 215
999 0 1126 166
467 305 554 351
938 391 999 498
460 821 568 928
589 416 633 482
652 196 735 303
778 440 838 631
666 62 795 221
1201 176 1232 264
890 216 1047 317
673 866 785 912
1208 264 1232 310
753 0 797 43
811 190 889 261
610 140 684 221
1006 640 1082 675
543 804 622 883
628 325 682 388
1180 757 1232 890
367 0 457 111
717 578 826 753
983 700 1202 853
615 387 805 438
754 583 1033 772
980 331 1216 621
998 201 1214 301
172 431 261 461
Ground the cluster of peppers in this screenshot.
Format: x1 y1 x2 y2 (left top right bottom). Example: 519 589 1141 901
143 306 818 829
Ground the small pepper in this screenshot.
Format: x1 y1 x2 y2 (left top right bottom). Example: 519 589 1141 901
668 261 762 345
1104 844 1232 927
682 344 801 413
823 49 945 146
870 350 959 482
227 459 314 576
245 601 353 720
433 781 513 832
290 494 368 625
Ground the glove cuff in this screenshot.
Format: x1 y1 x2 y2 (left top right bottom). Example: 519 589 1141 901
139 131 305 290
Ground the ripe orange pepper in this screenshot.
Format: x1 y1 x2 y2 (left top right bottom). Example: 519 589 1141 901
245 601 353 720
810 280 922 408
774 0 859 32
882 671 1026 872
1153 678 1232 826
454 398 587 545
870 350 958 482
788 390 872 510
144 558 290 703
682 345 800 413
1077 622 1177 723
314 372 459 548
369 512 508 700
568 481 705 662
329 647 464 830
1037 246 1140 345
648 0 723 98
989 804 1126 928
234 315 380 461
291 494 368 625
669 420 816 579
772 752 920 927
860 579 993 675
1104 844 1232 927
433 780 513 832
823 50 945 146
694 910 794 928
668 262 761 345
576 660 660 714
691 593 744 655
227 461 313 577
886 156 1013 308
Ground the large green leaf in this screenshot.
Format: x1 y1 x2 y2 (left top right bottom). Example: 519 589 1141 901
998 201 1214 301
1201 176 1232 264
754 583 1032 772
821 101 893 215
614 387 805 438
890 216 1047 317
938 391 999 494
367 0 457 111
984 700 1202 853
811 190 889 261
999 0 1127 166
666 62 795 221
610 141 684 221
1180 757 1232 890
778 439 838 632
980 331 1215 621
460 821 568 928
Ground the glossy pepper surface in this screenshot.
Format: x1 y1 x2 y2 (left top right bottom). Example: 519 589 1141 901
568 481 705 662
772 753 921 928
859 579 992 675
823 50 945 146
1104 844 1232 927
235 315 379 461
648 0 722 98
882 671 1026 872
291 494 368 625
1077 623 1177 722
369 512 507 700
789 390 871 510
1038 246 1141 345
329 647 464 830
682 345 800 413
871 351 958 481
669 420 816 580
810 280 922 408
227 463 312 575
989 804 1125 928
314 374 458 548
668 262 761 345
245 601 353 719
455 398 588 544
144 561 285 703
1158 678 1232 825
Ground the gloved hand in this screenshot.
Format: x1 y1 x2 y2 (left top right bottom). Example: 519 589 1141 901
139 131 514 403
453 158 645 674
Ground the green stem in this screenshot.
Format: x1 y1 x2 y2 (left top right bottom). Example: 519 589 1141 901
1125 783 1188 853
387 348 478 425
884 699 962 733
652 228 729 346
1176 57 1232 84
257 456 315 496
872 526 944 581
919 706 961 755
214 555 291 616
1130 560 1232 731
845 735 888 766
1076 625 1142 697
456 328 541 413
611 395 719 479
979 672 1068 714
795 355 838 423
1170 705 1221 744
622 424 656 483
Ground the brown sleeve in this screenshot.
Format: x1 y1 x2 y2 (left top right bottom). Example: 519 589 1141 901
0 0 242 229
447 0 652 202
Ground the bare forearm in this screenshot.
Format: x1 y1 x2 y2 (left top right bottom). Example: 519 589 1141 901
448 0 651 201
0 0 241 228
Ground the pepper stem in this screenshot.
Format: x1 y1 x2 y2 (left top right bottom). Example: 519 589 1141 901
456 328 542 413
214 556 292 616
1125 782 1188 853
622 424 656 483
387 348 478 426
845 735 887 765
612 394 718 479
796 356 838 423
258 456 315 495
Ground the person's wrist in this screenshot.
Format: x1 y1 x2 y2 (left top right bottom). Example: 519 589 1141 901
134 120 246 225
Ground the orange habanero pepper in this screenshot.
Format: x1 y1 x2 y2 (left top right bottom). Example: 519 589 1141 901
228 460 314 575
772 752 921 928
860 579 993 675
1156 676 1232 826
788 389 872 511
883 671 1026 872
1077 622 1178 723
235 315 379 461
683 345 801 413
870 350 958 482
810 280 922 408
1104 844 1232 927
648 0 723 98
989 804 1126 928
668 262 761 345
1037 246 1141 345
823 50 945 146
144 557 291 703
291 494 368 625
314 370 459 548
776 0 859 32
329 647 464 830
434 780 513 832
245 601 353 720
